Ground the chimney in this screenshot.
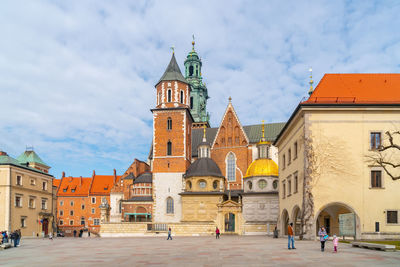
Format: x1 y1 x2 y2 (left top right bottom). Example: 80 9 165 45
0 151 7 156
92 170 96 178
113 169 117 184
80 176 82 187
69 177 73 182
62 171 65 178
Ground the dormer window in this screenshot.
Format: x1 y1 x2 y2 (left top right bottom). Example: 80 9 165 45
63 187 68 192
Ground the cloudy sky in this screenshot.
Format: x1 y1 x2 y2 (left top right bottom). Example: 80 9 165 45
1 0 399 178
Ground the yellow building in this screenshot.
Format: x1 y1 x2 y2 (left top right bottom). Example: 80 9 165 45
0 149 55 237
274 74 400 240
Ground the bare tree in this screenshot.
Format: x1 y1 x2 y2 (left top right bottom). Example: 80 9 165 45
367 131 400 180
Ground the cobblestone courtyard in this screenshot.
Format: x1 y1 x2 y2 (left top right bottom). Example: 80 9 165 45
1 236 400 266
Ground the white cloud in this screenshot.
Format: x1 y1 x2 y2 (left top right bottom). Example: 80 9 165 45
0 0 399 177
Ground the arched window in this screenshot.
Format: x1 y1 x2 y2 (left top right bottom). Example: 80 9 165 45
167 117 172 130
167 141 172 156
227 153 236 182
167 89 172 102
190 97 193 109
213 180 218 190
248 181 253 190
189 65 194 76
166 197 174 214
180 90 184 104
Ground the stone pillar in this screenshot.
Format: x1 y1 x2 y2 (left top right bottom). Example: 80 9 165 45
99 197 111 224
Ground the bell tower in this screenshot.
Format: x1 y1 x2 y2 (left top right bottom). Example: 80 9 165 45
184 37 210 128
152 50 193 223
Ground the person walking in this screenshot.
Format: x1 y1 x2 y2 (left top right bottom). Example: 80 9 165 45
215 227 220 239
332 234 339 253
167 227 172 240
287 223 295 250
318 226 328 252
49 232 53 241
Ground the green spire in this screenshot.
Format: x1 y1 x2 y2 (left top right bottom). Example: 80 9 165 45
184 37 210 124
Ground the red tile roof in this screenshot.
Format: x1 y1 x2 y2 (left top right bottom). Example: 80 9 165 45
90 175 121 195
57 177 92 197
304 74 400 104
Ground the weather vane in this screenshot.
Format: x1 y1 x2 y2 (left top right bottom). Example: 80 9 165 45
170 45 175 54
308 67 314 96
192 34 195 51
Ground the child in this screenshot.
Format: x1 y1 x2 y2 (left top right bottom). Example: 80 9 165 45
333 234 338 253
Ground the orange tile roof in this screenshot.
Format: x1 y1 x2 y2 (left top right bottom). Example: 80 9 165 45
57 176 92 197
304 74 400 104
53 179 61 188
89 175 121 195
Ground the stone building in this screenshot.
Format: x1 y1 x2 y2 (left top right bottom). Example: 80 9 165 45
0 149 55 237
102 42 284 236
274 74 400 240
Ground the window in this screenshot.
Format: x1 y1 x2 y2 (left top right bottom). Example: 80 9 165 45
371 170 382 188
59 220 64 226
187 181 192 190
16 175 22 185
81 204 85 210
41 199 47 210
21 217 26 228
180 90 184 104
30 179 36 185
59 210 64 216
199 180 206 188
166 197 174 214
282 182 286 199
294 174 298 193
248 181 253 190
167 141 172 156
294 142 298 159
71 188 75 193
42 181 47 191
29 197 35 209
288 179 292 195
91 208 95 214
288 149 292 164
189 65 194 76
94 219 100 225
370 132 381 150
190 97 193 109
227 153 236 182
282 155 286 169
69 220 74 226
273 180 278 189
167 89 172 102
70 210 74 216
15 195 22 207
119 201 122 214
60 201 64 206
70 201 74 206
63 188 67 192
213 181 219 190
258 179 267 189
91 197 96 204
80 217 85 226
167 117 172 130
387 211 398 224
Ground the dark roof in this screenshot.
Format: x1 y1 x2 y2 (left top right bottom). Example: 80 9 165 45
185 158 223 178
124 173 135 179
133 173 152 184
191 122 285 157
125 196 153 202
157 53 187 85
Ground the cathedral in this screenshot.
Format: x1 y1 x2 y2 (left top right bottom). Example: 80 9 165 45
106 41 284 236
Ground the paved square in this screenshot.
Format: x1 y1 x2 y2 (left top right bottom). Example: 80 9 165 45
1 236 400 266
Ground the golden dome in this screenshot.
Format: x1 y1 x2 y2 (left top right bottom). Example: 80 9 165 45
244 158 278 178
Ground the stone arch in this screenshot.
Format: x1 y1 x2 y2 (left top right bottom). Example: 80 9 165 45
136 206 147 213
314 202 361 239
281 209 289 235
291 205 301 236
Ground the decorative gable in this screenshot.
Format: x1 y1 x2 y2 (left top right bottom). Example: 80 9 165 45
212 100 249 149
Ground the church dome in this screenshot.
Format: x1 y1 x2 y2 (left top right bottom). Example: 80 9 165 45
185 158 223 178
244 158 278 178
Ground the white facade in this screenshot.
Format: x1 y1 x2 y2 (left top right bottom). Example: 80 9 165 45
153 172 183 223
110 192 123 222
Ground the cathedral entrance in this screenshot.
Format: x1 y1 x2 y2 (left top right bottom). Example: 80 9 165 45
225 213 235 232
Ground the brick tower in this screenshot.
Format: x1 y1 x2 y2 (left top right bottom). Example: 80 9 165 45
152 51 193 222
